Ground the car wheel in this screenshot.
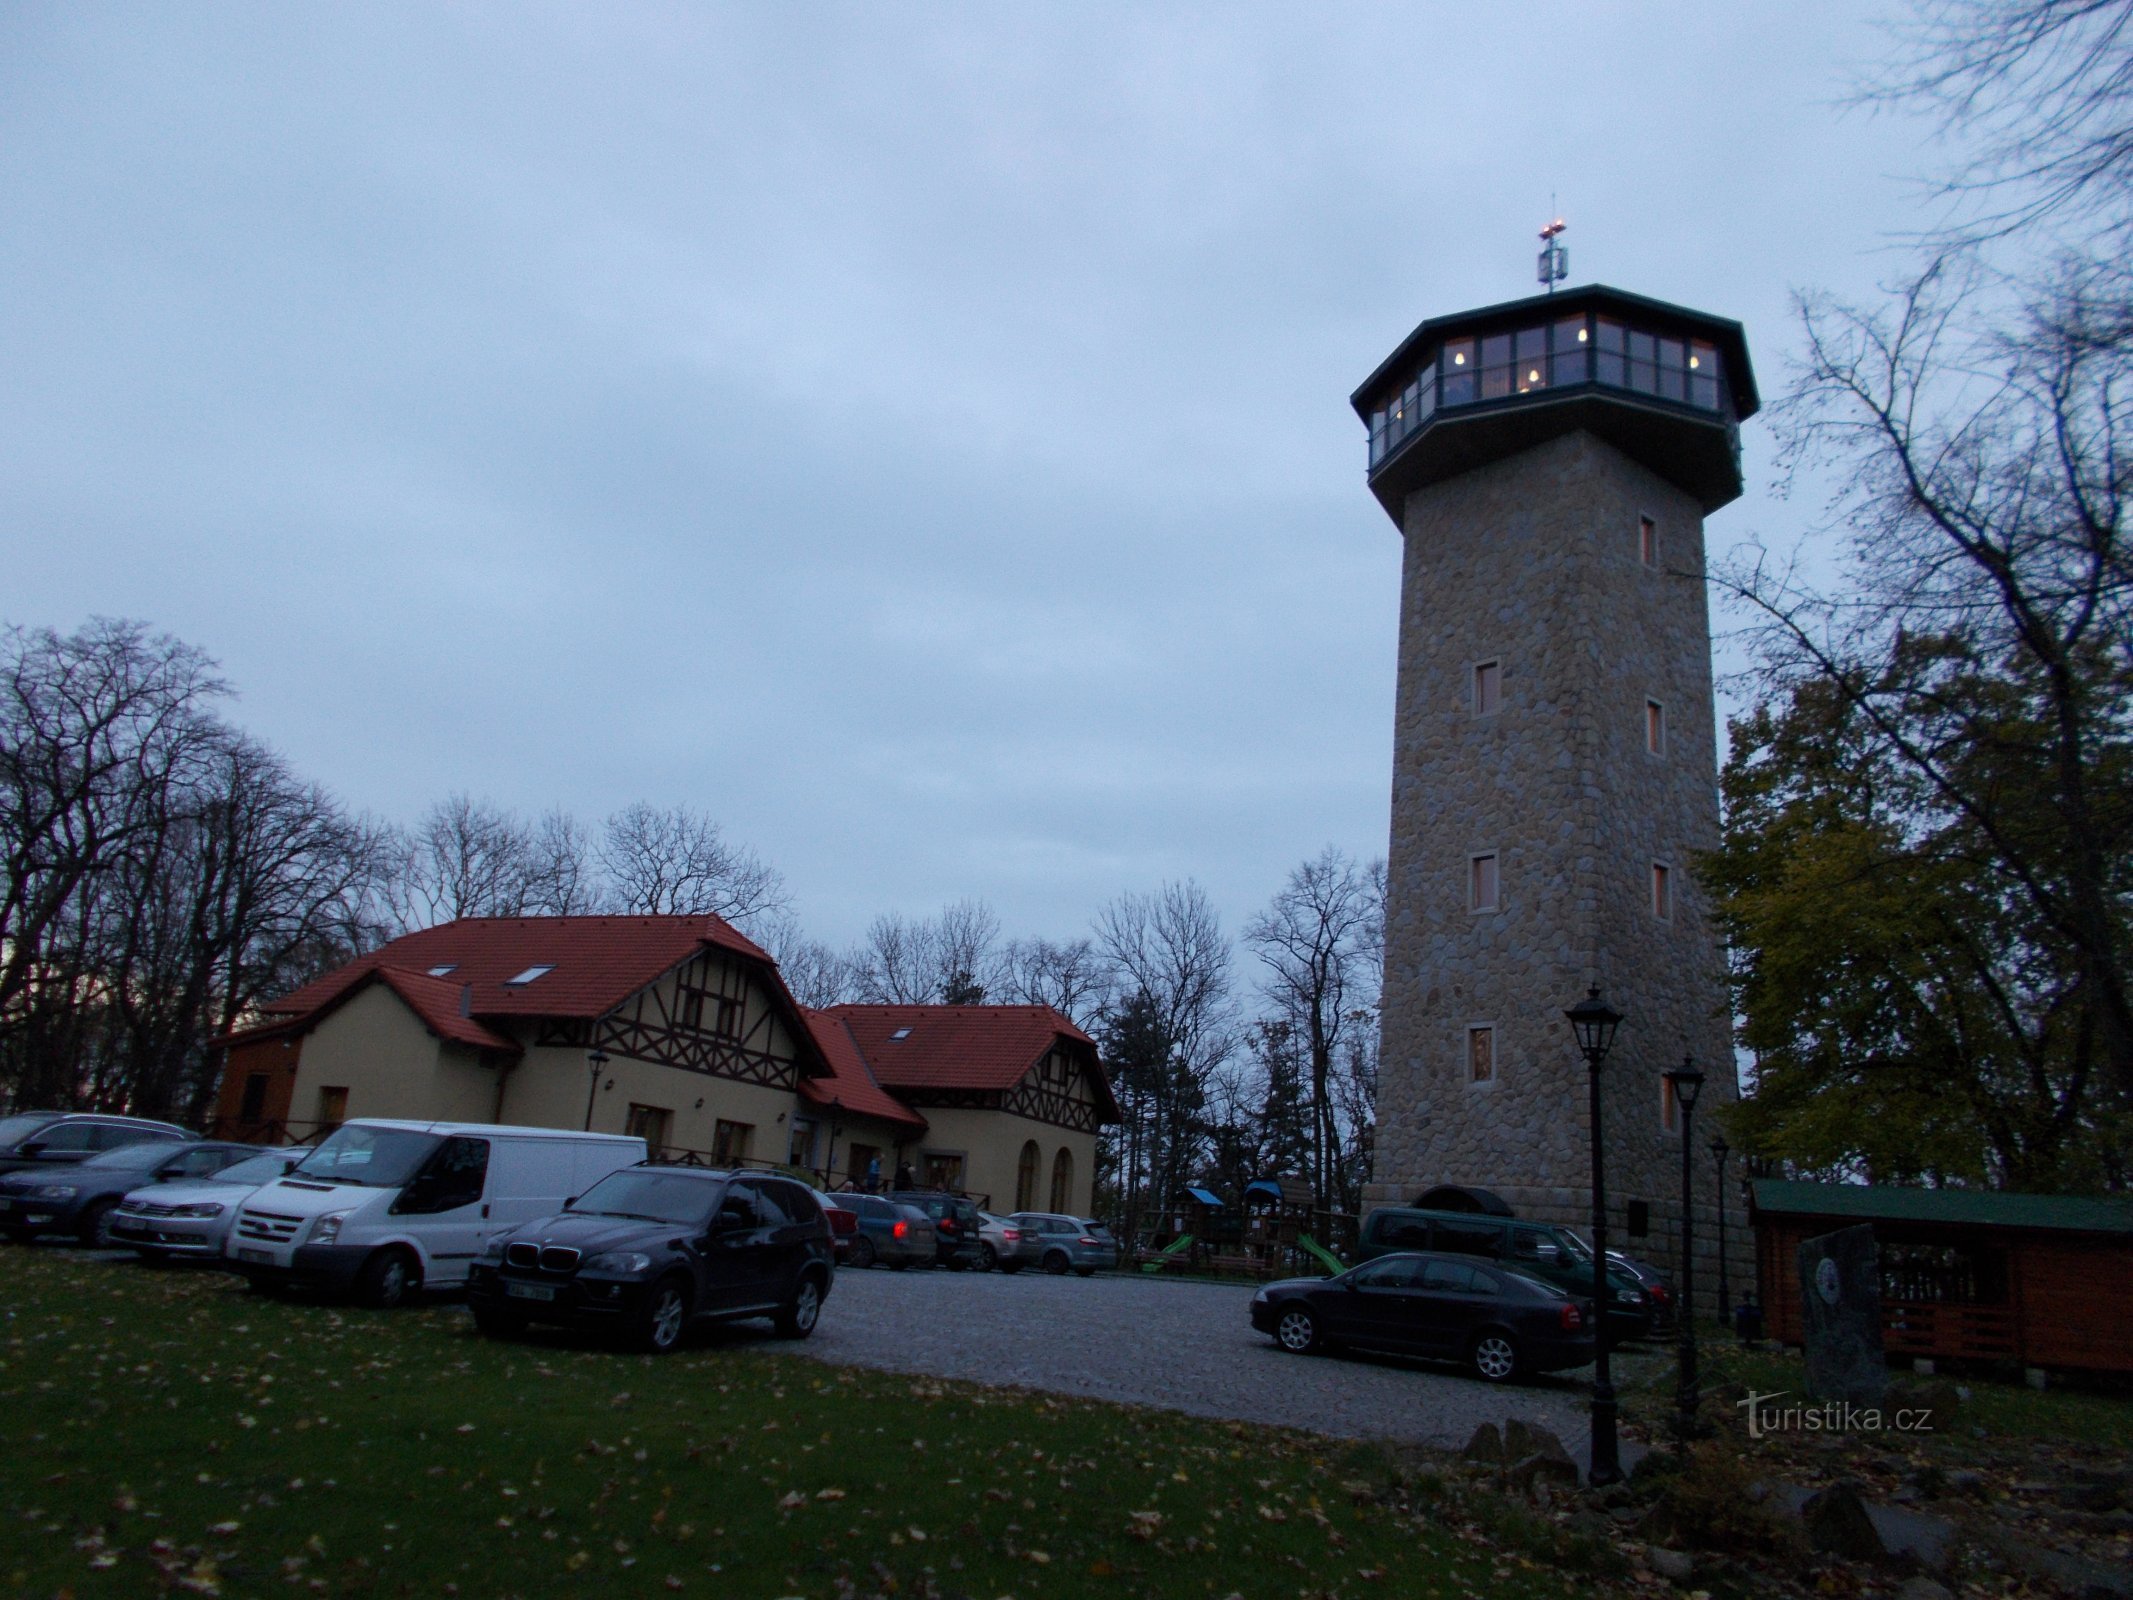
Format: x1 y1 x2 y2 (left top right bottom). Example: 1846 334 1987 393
1274 1306 1321 1354
981 1243 999 1271
355 1248 419 1310
79 1199 120 1250
1469 1330 1520 1383
472 1303 527 1340
639 1277 692 1354
850 1235 877 1270
775 1273 824 1339
1043 1250 1070 1276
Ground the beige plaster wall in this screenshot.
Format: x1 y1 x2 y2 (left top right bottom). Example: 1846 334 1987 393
910 1107 1095 1215
289 985 494 1127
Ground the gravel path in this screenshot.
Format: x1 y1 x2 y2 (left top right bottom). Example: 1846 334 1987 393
801 1265 1596 1454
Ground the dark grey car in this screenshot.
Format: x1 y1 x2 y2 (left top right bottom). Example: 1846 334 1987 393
0 1139 259 1247
0 1112 191 1177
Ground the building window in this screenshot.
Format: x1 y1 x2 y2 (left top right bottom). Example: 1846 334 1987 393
625 1103 672 1155
1646 699 1666 755
1639 514 1658 567
923 1151 966 1192
788 1116 817 1170
712 1119 752 1166
1467 1025 1496 1085
1661 1075 1679 1133
238 1073 268 1123
1651 862 1673 920
316 1086 349 1132
677 982 707 1031
1016 1140 1041 1211
1470 852 1500 912
1049 1147 1074 1213
1472 659 1501 715
713 995 744 1039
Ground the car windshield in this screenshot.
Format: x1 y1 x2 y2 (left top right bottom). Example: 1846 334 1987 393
1554 1227 1595 1264
571 1170 718 1225
290 1127 442 1188
209 1153 292 1186
80 1140 191 1170
0 1113 61 1148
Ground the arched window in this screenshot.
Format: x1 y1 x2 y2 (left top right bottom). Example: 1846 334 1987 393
1049 1146 1074 1214
1015 1140 1040 1211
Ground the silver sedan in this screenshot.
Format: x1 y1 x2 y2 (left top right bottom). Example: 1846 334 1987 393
110 1148 297 1261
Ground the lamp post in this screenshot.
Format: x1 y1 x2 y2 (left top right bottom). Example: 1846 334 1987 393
1565 985 1624 1486
1664 1057 1707 1440
583 1047 609 1132
1709 1134 1731 1321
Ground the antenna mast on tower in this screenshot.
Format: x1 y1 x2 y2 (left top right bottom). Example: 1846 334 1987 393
1537 216 1568 293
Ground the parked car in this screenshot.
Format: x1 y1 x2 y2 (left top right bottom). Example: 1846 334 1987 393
811 1188 859 1264
890 1190 985 1269
466 1166 834 1352
0 1139 258 1247
0 1112 191 1177
976 1210 1031 1272
1606 1250 1674 1330
110 1148 302 1261
1010 1212 1120 1276
228 1119 646 1307
839 1193 938 1269
1251 1250 1597 1383
1355 1206 1654 1340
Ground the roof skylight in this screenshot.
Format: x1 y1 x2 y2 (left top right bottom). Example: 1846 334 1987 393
504 965 555 986
427 964 457 978
889 1026 913 1041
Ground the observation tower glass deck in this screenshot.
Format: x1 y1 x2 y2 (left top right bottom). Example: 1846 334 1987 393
1351 284 1759 522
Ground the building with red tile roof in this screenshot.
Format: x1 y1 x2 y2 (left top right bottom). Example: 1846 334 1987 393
211 917 1116 1213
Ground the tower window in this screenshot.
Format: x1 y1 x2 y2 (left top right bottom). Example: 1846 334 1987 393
1470 853 1500 912
1467 1025 1496 1084
1661 1074 1680 1133
1639 514 1658 567
1651 862 1673 920
1646 699 1666 755
1473 659 1501 715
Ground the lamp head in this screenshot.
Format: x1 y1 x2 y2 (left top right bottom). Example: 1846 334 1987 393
1709 1133 1730 1160
587 1047 610 1071
1664 1055 1706 1113
1564 986 1623 1062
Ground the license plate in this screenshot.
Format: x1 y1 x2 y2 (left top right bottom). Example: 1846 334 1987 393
505 1282 556 1302
238 1247 272 1264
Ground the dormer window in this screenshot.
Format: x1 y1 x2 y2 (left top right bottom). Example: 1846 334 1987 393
503 965 554 986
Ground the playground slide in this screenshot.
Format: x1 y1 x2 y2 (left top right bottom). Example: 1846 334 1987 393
1295 1233 1347 1276
1140 1234 1194 1272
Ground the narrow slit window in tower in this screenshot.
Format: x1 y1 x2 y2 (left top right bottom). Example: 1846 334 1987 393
1470 852 1499 912
1651 861 1672 920
1473 659 1501 714
1639 514 1659 566
1468 1025 1496 1084
1661 1074 1679 1132
1646 699 1665 754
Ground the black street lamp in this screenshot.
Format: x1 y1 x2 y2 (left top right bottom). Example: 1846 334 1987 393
583 1047 610 1132
1709 1133 1732 1321
1565 985 1624 1486
1664 1056 1707 1440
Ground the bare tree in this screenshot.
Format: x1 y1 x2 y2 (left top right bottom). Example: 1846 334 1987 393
854 899 1005 1004
387 794 538 930
752 910 864 1010
1001 935 1109 1031
1243 847 1381 1210
524 808 605 916
598 802 785 924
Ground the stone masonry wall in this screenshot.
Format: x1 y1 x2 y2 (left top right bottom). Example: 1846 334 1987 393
1370 429 1745 1315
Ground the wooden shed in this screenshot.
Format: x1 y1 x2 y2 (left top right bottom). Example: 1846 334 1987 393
1750 1180 2133 1375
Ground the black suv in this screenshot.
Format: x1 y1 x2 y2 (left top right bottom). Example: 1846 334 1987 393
889 1190 985 1269
466 1166 834 1353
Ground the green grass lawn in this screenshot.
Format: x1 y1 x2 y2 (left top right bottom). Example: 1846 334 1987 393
0 1249 1602 1600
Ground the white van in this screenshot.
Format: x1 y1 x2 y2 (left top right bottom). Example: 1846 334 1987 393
228 1119 646 1307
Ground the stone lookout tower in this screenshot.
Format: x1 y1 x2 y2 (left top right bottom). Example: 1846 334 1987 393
1351 283 1758 1293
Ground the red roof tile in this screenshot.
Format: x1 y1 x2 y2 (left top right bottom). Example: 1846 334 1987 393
371 968 522 1053
828 1004 1117 1119
797 1011 928 1131
265 915 776 1023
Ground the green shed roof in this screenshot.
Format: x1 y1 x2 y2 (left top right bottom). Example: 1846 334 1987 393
1751 1180 2133 1236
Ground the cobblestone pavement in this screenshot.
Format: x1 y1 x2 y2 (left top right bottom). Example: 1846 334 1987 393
798 1264 1599 1452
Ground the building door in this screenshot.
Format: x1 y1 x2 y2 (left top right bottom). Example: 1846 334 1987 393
922 1152 964 1192
238 1073 268 1124
1015 1141 1040 1211
625 1104 672 1159
316 1086 349 1133
847 1143 880 1191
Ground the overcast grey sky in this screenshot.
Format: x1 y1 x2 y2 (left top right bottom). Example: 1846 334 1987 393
1 4 1946 949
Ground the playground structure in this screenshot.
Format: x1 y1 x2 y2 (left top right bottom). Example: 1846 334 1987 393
1135 1175 1354 1279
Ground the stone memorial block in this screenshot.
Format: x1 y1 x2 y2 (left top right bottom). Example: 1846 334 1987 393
1797 1224 1887 1407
